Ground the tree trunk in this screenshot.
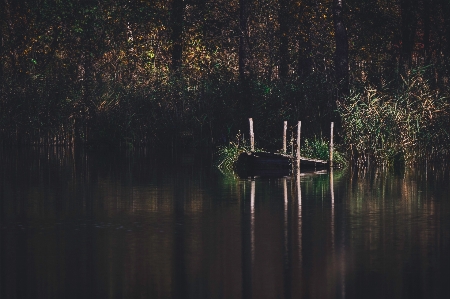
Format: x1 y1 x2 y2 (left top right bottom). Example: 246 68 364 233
278 0 290 81
171 0 184 76
295 1 312 81
332 0 349 100
239 0 252 118
400 0 418 69
422 0 431 64
198 0 208 38
239 0 251 83
0 0 5 85
441 0 450 60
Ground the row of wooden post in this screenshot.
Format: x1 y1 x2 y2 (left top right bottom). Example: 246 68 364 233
248 118 334 168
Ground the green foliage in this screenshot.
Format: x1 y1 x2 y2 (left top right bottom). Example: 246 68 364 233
301 137 347 166
216 131 250 171
302 138 329 161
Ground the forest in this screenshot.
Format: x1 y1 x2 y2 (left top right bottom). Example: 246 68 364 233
1 0 449 165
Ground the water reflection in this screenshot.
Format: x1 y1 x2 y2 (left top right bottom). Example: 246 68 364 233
1 148 449 299
297 171 302 266
251 179 255 263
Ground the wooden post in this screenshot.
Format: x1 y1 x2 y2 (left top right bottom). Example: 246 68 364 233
249 118 254 152
330 122 334 168
296 121 301 169
283 121 287 154
291 132 294 156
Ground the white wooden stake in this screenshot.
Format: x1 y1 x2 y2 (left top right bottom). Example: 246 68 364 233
330 122 334 168
249 118 254 152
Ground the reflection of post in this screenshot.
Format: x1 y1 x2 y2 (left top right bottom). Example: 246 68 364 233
332 167 346 298
251 180 255 262
297 170 302 264
296 121 301 170
283 177 293 299
242 180 254 299
283 178 288 254
330 167 335 251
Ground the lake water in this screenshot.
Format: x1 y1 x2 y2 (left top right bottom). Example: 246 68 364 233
1 147 449 299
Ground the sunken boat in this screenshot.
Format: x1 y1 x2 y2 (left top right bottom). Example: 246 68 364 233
235 151 328 178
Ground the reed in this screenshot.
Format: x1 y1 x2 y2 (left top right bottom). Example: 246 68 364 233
338 67 450 166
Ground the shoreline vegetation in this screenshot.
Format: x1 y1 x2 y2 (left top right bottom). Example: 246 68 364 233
340 67 450 167
216 132 347 173
1 1 449 168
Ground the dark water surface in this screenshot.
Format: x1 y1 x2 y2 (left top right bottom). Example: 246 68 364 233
1 147 449 299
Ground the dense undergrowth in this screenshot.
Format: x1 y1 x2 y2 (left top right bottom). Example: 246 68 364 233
338 67 450 167
0 72 336 148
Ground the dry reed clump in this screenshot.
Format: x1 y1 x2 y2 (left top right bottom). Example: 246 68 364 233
338 69 450 167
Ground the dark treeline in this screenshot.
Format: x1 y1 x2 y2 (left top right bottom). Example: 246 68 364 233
1 0 449 162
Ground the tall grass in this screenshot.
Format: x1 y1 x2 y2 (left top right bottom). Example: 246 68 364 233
301 137 346 166
338 67 450 166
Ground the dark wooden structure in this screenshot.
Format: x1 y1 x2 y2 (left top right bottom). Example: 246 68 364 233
235 151 328 178
236 119 334 178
